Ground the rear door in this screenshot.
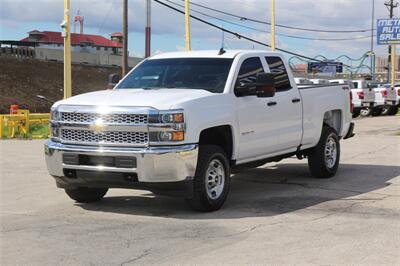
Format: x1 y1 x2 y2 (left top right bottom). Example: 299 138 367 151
264 56 302 152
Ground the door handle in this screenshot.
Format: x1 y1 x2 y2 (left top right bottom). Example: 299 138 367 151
267 101 277 106
292 98 301 103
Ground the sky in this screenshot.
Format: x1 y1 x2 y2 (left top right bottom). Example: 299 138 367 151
0 0 399 71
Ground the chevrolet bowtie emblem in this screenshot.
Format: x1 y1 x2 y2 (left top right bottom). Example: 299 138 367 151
90 119 105 134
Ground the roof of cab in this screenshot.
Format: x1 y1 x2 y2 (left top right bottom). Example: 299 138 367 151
149 49 280 60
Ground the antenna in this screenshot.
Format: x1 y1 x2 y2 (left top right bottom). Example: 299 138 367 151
218 24 226 55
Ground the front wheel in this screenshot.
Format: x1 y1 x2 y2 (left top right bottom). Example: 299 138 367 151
186 145 230 212
65 187 108 203
307 126 340 179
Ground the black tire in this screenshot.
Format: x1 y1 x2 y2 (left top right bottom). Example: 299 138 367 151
381 106 391 116
307 126 340 179
352 110 360 118
186 145 231 212
65 187 108 203
388 106 399 116
371 107 383 116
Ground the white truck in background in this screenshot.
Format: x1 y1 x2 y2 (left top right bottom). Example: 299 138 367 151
352 79 375 116
379 83 400 115
45 50 354 212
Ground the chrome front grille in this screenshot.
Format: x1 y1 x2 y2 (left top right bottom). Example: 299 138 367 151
61 129 149 145
60 112 148 125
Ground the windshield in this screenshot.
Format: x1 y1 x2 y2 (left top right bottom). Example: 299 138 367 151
117 58 233 93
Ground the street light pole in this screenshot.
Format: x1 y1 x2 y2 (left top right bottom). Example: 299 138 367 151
184 0 191 50
271 0 276 51
63 0 72 99
370 0 375 79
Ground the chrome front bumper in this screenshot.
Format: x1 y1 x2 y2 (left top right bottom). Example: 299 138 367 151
44 140 198 185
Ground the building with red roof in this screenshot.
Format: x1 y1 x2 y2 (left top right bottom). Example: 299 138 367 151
20 30 123 55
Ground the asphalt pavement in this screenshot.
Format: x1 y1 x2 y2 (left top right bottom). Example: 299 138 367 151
1 116 399 265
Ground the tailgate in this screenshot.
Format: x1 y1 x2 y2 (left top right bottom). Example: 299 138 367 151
386 87 397 101
362 89 375 102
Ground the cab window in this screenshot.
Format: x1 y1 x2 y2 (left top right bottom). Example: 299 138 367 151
237 57 264 86
265 56 292 91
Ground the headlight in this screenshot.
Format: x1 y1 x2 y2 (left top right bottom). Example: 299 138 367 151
149 110 184 124
50 109 60 121
160 113 184 123
50 127 60 138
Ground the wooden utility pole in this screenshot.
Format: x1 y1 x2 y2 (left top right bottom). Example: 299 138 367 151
122 0 128 76
63 0 72 99
145 0 151 57
184 0 191 50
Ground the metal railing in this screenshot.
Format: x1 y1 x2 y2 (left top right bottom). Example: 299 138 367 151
0 110 50 139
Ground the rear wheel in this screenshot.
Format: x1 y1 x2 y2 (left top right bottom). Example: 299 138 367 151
308 126 340 179
371 107 383 116
186 145 230 212
65 187 108 203
388 106 399 115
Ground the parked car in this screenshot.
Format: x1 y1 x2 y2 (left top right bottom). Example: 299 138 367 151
352 79 375 116
372 86 388 115
380 84 400 115
330 79 363 118
45 50 354 212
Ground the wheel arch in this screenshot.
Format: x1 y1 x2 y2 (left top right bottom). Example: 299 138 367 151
198 125 235 162
323 109 342 135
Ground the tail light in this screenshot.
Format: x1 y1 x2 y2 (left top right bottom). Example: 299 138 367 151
349 91 353 113
381 89 387 98
398 89 400 96
357 91 364 99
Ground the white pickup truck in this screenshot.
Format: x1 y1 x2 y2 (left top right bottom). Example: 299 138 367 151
45 50 354 211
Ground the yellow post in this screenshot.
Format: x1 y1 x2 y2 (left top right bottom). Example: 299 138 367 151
271 0 276 51
63 0 72 99
184 0 191 51
0 116 3 139
391 44 396 87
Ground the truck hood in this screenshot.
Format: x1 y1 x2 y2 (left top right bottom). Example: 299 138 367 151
54 88 213 110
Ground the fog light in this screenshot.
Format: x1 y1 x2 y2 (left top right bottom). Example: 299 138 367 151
158 132 173 141
157 131 184 141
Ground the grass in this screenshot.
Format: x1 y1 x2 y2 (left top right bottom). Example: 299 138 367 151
1 124 49 139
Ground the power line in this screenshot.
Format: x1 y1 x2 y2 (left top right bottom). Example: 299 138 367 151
154 0 352 65
181 0 373 33
164 0 374 41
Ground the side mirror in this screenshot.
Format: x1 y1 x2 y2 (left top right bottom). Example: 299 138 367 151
255 73 276 98
108 73 120 89
234 72 276 98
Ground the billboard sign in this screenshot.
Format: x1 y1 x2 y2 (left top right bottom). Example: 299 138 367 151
377 19 400 45
307 61 343 76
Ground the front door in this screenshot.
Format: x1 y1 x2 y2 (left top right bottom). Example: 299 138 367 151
235 56 281 161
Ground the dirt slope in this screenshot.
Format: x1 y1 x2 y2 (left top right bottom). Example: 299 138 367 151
0 56 121 113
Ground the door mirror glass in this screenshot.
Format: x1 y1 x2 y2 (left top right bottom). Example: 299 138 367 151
235 72 276 98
